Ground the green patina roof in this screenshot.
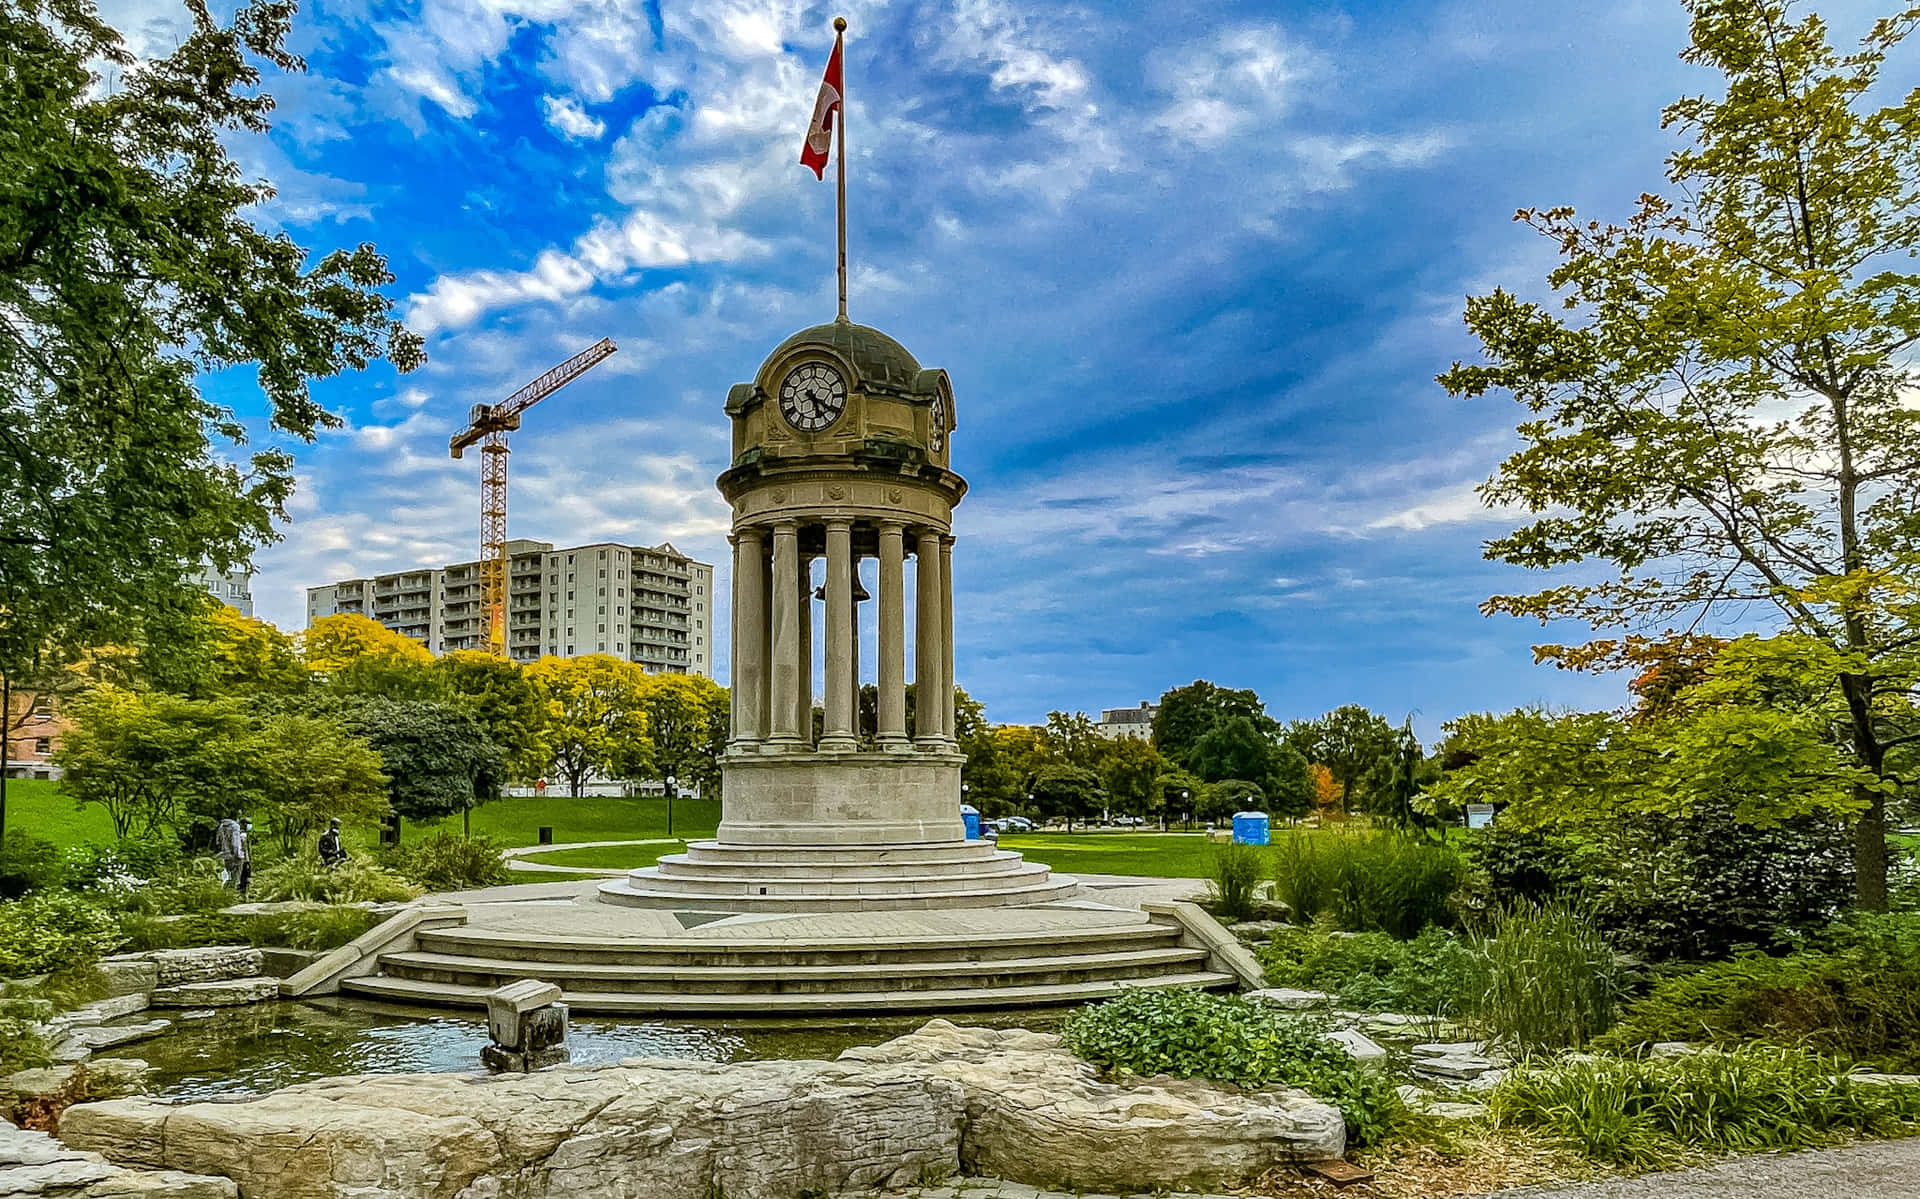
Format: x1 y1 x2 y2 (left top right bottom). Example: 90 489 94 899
764 319 923 391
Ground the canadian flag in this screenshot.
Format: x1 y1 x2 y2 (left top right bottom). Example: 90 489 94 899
800 36 843 179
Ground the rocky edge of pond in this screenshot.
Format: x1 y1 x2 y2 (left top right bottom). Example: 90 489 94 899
48 1019 1344 1199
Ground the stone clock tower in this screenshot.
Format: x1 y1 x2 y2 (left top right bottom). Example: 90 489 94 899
601 321 1075 910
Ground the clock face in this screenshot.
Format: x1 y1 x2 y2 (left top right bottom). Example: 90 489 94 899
778 362 847 432
929 395 946 453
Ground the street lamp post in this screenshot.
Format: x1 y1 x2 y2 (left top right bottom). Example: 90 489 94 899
665 774 677 839
1180 789 1190 832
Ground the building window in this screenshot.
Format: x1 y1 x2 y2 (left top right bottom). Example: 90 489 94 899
566 645 573 654
33 738 50 755
567 554 574 564
598 642 605 651
696 584 703 594
616 643 623 652
566 628 573 638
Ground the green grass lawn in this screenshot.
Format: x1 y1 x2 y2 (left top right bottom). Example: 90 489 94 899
514 830 1229 878
4 778 115 848
405 794 721 849
998 832 1220 878
516 842 685 870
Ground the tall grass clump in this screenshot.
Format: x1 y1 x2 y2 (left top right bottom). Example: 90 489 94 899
1273 830 1462 938
1473 901 1619 1056
1490 1046 1920 1167
1207 840 1265 921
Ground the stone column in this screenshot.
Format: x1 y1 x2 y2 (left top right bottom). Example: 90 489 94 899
820 519 857 752
795 551 814 746
914 529 944 747
729 529 766 747
759 546 773 743
876 522 908 750
767 522 803 748
940 535 956 744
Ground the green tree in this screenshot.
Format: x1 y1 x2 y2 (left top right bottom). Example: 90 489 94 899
1029 765 1103 832
1439 1 1920 909
345 699 502 834
1287 705 1399 815
1151 680 1274 770
1199 778 1263 823
635 673 728 801
437 651 546 782
527 654 652 797
0 2 421 682
1043 710 1102 769
254 713 388 854
201 606 307 698
1098 736 1169 821
1187 714 1278 787
1265 743 1316 823
1153 768 1209 829
55 687 260 840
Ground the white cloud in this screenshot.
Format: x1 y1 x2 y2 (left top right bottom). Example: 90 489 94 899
1152 25 1310 145
541 94 607 141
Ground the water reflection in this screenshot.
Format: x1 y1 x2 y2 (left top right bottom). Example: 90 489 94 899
97 1000 1064 1102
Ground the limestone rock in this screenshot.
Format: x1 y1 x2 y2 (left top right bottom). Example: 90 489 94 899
1650 1041 1700 1058
1225 920 1289 940
1410 1055 1497 1081
60 1020 1343 1199
0 1120 233 1198
845 1020 1343 1190
72 993 151 1023
1412 1041 1488 1059
149 978 278 1007
1321 1029 1387 1066
2 1059 150 1104
68 1019 171 1051
1850 1073 1920 1087
1421 1101 1488 1121
1243 988 1331 1010
95 958 160 998
133 947 263 987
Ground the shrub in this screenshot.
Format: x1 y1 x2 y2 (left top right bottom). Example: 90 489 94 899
0 892 123 977
383 831 512 892
0 1016 50 1075
252 857 421 905
1060 987 1405 1145
1490 1045 1920 1167
1461 807 1854 962
1258 926 1479 1017
1272 831 1462 938
0 835 67 899
117 906 380 953
1472 901 1620 1056
116 857 238 915
1597 913 1920 1069
1207 840 1265 922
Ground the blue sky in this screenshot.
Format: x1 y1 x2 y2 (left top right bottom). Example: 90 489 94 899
111 0 1897 734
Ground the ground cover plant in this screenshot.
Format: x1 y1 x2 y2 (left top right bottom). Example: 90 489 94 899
1597 913 1920 1070
117 906 379 953
1259 926 1480 1017
1061 987 1404 1145
1207 840 1265 921
1489 1046 1920 1168
404 793 721 848
0 892 123 977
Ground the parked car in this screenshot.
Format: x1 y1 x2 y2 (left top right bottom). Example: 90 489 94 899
999 816 1036 833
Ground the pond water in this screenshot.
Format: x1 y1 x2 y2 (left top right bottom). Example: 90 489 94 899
96 999 1065 1102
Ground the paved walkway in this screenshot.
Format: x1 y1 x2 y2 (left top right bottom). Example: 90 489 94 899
1485 1137 1920 1197
850 1140 1920 1198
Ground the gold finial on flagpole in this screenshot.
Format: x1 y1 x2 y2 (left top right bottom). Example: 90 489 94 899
834 16 849 322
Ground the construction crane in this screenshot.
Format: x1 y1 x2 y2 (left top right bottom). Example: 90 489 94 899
450 337 618 656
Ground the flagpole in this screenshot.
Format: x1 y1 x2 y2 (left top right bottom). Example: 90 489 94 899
834 16 848 322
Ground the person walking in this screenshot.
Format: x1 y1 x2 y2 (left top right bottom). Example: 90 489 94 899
216 815 253 898
317 817 347 867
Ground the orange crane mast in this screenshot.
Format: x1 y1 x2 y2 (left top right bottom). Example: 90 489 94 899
450 337 618 656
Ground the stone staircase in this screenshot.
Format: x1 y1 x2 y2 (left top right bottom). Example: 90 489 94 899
338 917 1238 1015
597 840 1081 912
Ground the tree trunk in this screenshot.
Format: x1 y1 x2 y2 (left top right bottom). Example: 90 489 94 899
1841 672 1889 911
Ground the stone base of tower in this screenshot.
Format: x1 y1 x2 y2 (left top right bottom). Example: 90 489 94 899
597 748 1080 912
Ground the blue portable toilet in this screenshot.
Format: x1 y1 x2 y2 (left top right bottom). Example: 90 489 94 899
961 803 982 840
1232 811 1270 846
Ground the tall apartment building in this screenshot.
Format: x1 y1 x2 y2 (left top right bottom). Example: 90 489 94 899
306 539 716 677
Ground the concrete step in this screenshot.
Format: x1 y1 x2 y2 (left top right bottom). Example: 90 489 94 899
675 840 1005 866
655 849 1033 880
374 946 1214 995
627 861 1055 896
338 970 1241 1015
415 923 1183 967
596 875 1082 911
